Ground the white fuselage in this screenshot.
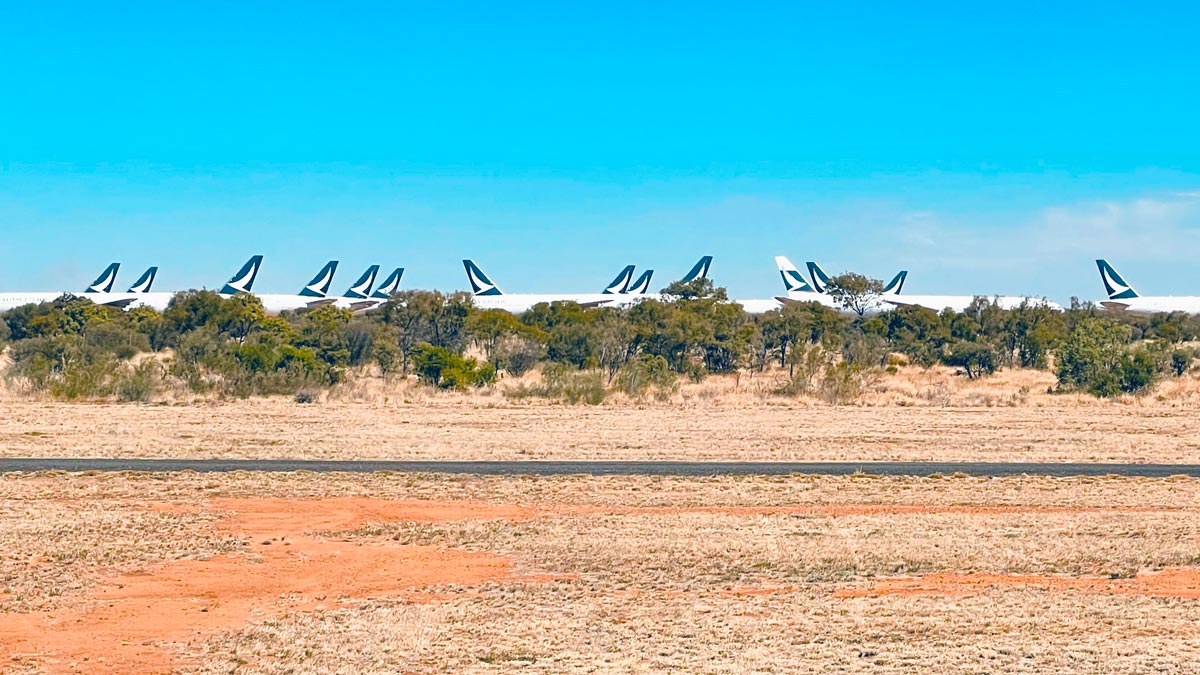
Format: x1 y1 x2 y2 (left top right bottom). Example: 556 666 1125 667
1099 297 1200 315
0 292 71 313
884 294 1062 313
471 293 621 314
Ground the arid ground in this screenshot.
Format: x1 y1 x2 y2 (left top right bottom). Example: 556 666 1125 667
6 370 1200 674
4 396 1200 463
3 472 1200 674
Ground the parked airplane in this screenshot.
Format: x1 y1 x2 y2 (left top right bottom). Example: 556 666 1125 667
236 258 346 315
626 270 654 295
770 257 842 310
0 262 132 312
329 265 382 311
603 265 636 295
463 260 628 313
1094 259 1200 314
800 260 1056 313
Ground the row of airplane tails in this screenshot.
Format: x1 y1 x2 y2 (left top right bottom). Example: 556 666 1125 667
0 256 1187 317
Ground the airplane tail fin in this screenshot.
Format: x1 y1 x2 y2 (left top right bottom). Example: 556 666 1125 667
626 270 654 294
127 266 158 293
344 265 380 299
298 260 339 297
220 255 264 295
463 260 504 295
806 261 832 293
370 268 404 299
882 270 908 295
603 265 636 294
86 262 120 293
1096 259 1139 300
775 256 816 293
681 255 713 282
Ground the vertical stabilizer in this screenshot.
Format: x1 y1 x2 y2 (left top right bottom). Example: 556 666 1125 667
626 270 654 294
371 268 405 299
220 255 264 295
463 260 504 296
882 270 908 295
1096 259 1139 300
681 256 713 282
344 265 380 299
775 256 816 293
603 265 636 294
298 260 339 298
127 267 158 293
86 263 121 294
806 261 832 293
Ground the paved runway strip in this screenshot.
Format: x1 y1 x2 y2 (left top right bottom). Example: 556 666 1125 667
2 458 1200 477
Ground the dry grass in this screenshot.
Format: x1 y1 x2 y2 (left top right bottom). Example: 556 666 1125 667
3 473 1200 673
6 365 1200 463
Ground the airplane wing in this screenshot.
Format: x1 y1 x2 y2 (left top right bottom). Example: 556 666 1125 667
95 296 139 309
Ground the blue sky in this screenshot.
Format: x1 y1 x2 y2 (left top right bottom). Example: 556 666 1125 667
2 1 1199 300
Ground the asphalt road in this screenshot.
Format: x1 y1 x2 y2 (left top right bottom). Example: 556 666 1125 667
2 458 1200 477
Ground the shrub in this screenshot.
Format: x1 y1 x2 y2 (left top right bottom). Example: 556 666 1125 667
115 360 162 402
409 343 492 390
508 364 607 405
614 354 677 400
944 340 998 379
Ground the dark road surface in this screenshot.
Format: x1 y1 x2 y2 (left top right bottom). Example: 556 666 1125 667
3 458 1200 477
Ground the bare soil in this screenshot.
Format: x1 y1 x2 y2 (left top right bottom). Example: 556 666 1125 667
3 473 1200 673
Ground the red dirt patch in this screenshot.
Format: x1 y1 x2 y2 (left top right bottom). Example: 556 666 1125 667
0 498 539 675
836 568 1200 599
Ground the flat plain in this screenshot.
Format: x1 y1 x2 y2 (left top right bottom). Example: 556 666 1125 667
3 472 1200 674
5 370 1200 673
3 393 1200 463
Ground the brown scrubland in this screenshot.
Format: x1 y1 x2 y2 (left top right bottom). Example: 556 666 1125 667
5 367 1200 673
3 367 1200 463
2 472 1200 673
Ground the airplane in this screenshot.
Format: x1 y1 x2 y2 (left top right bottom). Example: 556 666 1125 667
1094 259 1200 314
769 256 842 310
369 267 404 303
798 260 1058 313
0 262 131 313
231 257 345 315
329 265 382 311
463 259 630 313
625 270 654 295
603 265 636 295
88 266 163 309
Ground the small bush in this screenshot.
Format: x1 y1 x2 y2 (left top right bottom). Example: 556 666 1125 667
115 360 162 402
614 355 677 400
293 388 320 404
508 364 607 405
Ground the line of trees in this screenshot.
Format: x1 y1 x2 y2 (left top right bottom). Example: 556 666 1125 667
1 274 1198 402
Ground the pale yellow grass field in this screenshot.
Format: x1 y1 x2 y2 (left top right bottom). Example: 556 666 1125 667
3 367 1200 462
3 473 1200 674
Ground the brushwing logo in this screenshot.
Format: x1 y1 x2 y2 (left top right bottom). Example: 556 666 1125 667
626 270 654 295
681 256 713 282
345 265 380 299
806 262 831 293
300 261 339 298
127 267 158 293
370 268 405 299
774 256 815 293
882 271 908 295
1096 260 1139 300
462 260 503 296
221 255 263 295
604 265 636 294
87 263 120 294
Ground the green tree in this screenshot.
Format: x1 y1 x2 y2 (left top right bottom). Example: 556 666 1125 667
824 273 885 317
